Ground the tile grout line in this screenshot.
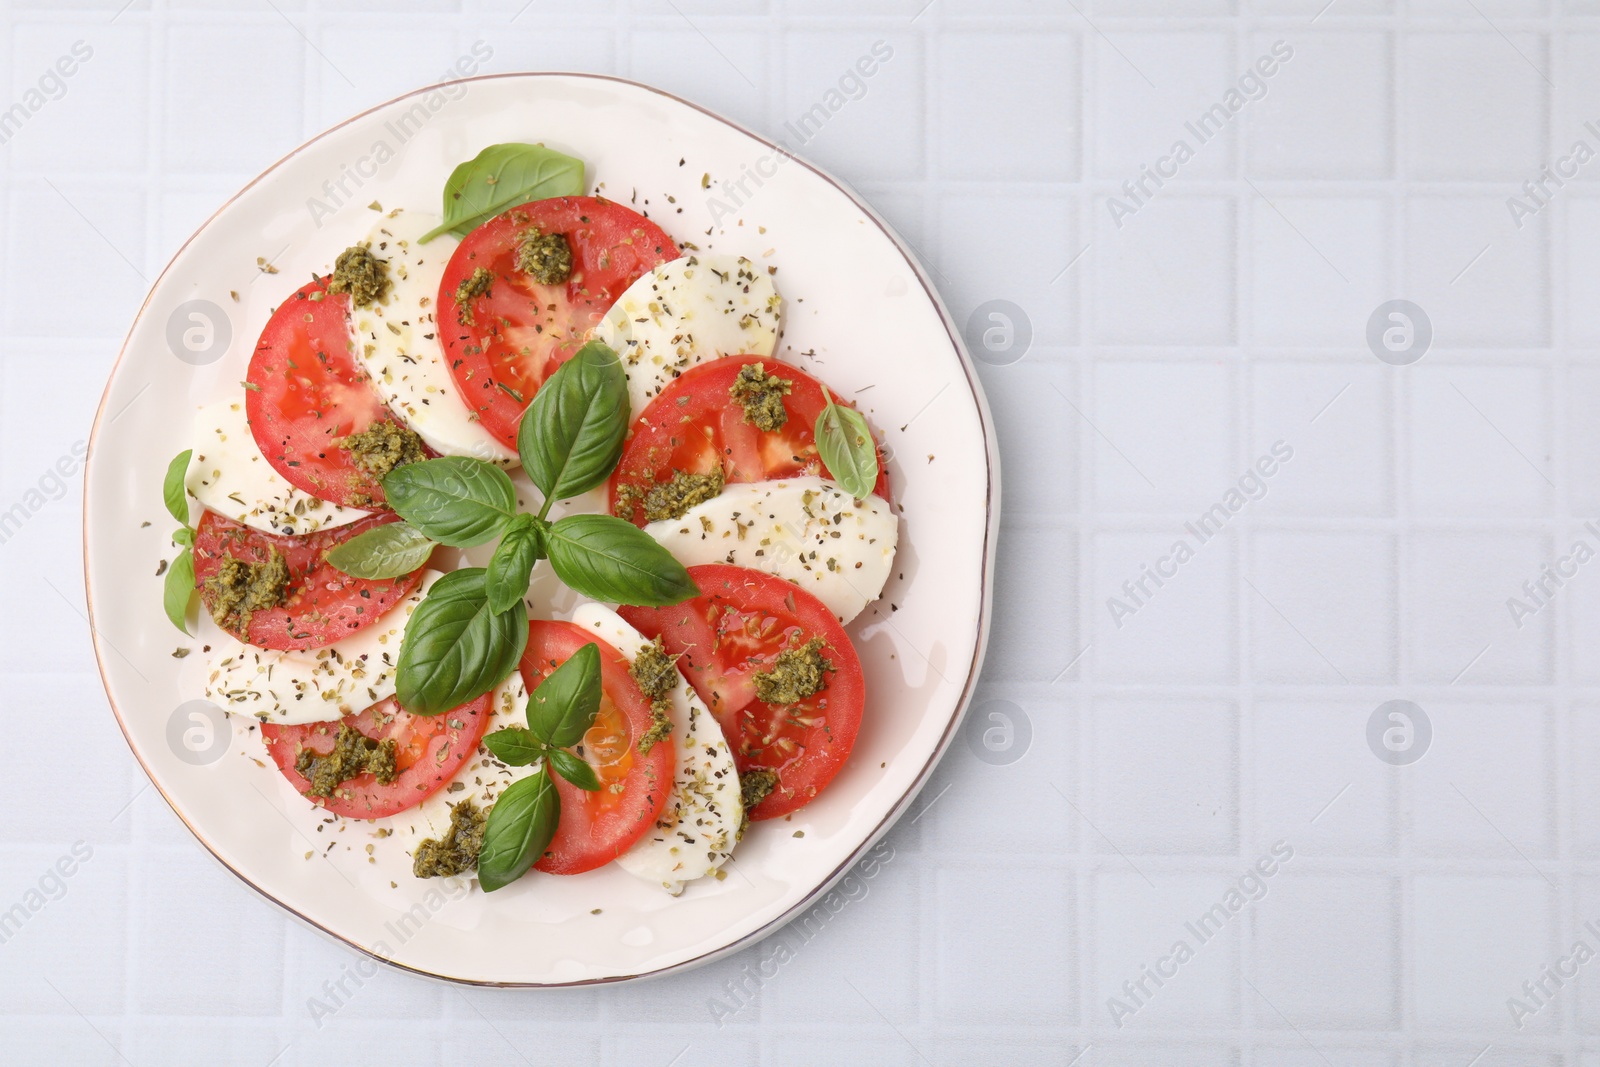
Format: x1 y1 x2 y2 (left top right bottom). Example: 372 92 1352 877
1392 10 1413 1059
1234 15 1255 1050
1541 19 1581 1058
119 0 170 1043
1074 16 1098 1047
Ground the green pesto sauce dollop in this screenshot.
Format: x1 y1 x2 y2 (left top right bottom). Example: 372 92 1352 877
295 723 398 799
202 548 291 634
727 362 793 432
753 637 833 706
327 244 391 308
339 419 427 482
616 466 726 525
515 228 574 285
412 797 487 879
738 767 780 837
630 637 678 754
453 267 495 326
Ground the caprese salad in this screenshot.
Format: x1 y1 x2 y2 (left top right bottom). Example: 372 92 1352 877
160 141 898 897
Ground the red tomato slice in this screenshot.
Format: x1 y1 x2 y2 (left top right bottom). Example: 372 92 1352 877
261 694 491 819
518 620 673 875
439 197 678 450
246 277 399 508
619 564 864 821
191 510 426 651
608 355 891 526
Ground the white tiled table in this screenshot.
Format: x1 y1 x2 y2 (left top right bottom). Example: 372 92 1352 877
2 1 1592 1063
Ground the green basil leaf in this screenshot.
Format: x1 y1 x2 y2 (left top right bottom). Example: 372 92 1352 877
484 515 543 614
382 457 519 548
544 514 698 607
527 641 601 748
420 143 586 243
518 340 628 503
547 748 601 792
324 521 436 579
171 527 194 549
163 450 191 527
814 396 880 500
396 568 529 716
482 726 544 767
164 548 195 635
477 769 559 892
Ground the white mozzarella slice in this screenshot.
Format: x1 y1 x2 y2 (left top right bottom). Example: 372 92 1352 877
390 673 531 890
571 603 742 894
594 254 781 416
348 210 516 464
202 570 440 725
185 400 371 536
644 476 897 624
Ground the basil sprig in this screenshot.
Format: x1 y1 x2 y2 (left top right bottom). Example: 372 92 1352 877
477 643 606 892
324 521 436 579
354 341 694 717
162 450 197 634
395 568 529 716
419 143 586 244
815 392 881 500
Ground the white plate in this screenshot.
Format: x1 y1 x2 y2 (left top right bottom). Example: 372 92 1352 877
83 73 999 986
